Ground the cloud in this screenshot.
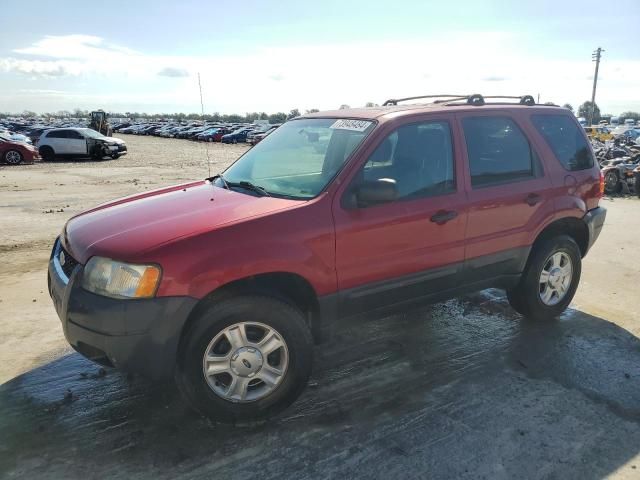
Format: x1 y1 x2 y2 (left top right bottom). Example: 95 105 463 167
13 34 137 60
1 33 639 114
17 89 70 95
0 34 146 78
0 58 71 77
158 67 189 77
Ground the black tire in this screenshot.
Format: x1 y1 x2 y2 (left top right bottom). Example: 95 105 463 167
4 149 23 165
507 235 581 321
92 145 110 160
176 296 313 423
604 170 621 194
635 173 640 199
111 154 120 159
39 146 55 162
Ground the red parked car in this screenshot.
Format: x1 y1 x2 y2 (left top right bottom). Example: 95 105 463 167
0 135 40 164
48 94 605 422
212 128 231 142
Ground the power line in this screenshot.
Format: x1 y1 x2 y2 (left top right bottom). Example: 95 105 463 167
589 47 604 126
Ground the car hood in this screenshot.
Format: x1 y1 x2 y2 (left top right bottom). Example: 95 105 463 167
64 181 301 264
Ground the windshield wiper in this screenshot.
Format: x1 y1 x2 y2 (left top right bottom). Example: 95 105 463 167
207 174 270 197
229 180 271 197
207 173 229 189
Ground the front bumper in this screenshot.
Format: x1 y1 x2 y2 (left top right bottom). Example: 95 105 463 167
108 143 128 155
583 206 606 254
48 238 197 379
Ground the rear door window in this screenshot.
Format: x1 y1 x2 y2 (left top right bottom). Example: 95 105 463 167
462 116 540 188
531 115 594 171
47 130 67 139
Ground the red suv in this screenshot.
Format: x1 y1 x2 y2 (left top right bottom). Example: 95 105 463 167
48 94 606 422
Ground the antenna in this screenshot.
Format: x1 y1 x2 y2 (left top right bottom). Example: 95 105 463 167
198 72 211 178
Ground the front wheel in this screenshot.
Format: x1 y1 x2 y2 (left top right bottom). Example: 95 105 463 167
507 235 581 321
176 296 313 423
4 149 23 165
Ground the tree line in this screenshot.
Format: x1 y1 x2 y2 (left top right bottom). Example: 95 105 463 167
2 103 638 125
562 102 639 124
0 108 316 123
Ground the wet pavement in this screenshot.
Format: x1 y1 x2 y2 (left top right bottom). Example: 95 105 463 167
1 290 639 479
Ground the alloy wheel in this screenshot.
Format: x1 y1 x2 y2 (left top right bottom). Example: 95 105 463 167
539 251 573 306
5 150 22 165
202 322 289 403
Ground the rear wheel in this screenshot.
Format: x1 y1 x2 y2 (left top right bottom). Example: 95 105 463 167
176 296 313 423
507 235 581 321
4 150 23 165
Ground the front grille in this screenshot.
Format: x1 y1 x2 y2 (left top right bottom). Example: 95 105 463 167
60 246 79 278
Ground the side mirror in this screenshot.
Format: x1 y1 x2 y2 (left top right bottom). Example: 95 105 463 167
354 178 398 208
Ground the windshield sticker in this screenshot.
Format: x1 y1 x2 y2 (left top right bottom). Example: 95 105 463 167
330 119 372 132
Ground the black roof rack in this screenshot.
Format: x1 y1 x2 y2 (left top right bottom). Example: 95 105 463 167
383 94 470 106
382 94 544 107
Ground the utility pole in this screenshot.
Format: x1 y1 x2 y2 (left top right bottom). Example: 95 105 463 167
589 47 603 126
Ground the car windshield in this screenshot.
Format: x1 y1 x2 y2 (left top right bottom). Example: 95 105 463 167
82 129 106 139
223 118 375 199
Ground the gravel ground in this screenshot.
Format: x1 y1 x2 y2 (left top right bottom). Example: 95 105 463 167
0 134 639 479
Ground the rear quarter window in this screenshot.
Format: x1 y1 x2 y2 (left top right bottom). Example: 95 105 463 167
531 115 594 171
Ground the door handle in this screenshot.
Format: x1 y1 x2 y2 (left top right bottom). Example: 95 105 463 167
430 210 458 225
525 193 542 206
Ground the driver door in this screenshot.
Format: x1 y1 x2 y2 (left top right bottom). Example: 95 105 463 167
332 117 468 316
67 130 88 155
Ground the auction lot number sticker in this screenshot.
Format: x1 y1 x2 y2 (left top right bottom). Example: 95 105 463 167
330 119 372 132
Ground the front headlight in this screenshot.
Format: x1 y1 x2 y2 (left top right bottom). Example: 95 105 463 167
81 256 161 299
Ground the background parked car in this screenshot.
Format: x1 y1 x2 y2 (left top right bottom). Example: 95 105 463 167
221 127 252 144
37 128 127 161
196 127 220 142
0 134 40 164
249 124 281 145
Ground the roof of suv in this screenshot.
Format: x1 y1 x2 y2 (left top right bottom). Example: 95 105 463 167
301 94 565 121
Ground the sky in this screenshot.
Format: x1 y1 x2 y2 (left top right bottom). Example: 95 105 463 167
1 0 639 116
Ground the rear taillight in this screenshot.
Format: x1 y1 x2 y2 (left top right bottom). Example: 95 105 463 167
598 171 605 198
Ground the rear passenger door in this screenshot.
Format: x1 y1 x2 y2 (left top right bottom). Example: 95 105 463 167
43 130 64 152
49 130 75 155
457 113 553 281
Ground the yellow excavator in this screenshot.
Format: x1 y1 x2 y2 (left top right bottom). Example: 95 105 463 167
89 110 112 136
